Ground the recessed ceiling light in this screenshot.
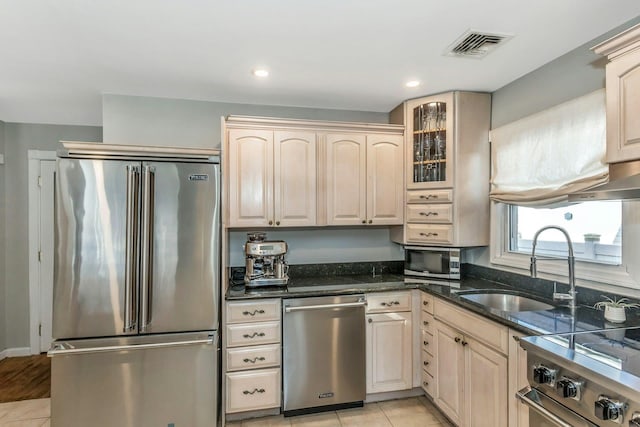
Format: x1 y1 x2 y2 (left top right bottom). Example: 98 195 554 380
253 69 269 78
405 80 421 88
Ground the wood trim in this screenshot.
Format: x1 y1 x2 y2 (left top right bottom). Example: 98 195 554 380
225 115 404 134
593 23 640 59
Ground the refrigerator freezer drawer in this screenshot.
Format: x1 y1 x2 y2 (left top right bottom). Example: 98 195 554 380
49 332 218 427
226 368 281 413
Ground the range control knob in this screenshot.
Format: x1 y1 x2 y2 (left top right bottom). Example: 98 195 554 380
533 366 556 385
594 397 624 422
556 378 579 399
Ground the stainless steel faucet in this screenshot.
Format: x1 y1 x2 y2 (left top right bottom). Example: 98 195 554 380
530 225 577 309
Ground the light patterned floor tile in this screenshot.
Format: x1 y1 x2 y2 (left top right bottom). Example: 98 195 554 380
379 398 441 426
288 411 341 427
0 399 50 423
242 414 292 426
337 403 392 427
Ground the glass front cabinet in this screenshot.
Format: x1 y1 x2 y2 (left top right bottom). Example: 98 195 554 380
407 92 454 189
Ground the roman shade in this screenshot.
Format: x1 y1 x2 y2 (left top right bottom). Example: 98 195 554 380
489 89 608 206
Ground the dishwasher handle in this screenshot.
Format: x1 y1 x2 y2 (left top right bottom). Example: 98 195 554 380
284 301 366 313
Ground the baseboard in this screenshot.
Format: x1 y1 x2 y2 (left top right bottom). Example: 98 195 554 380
364 387 424 403
0 347 32 360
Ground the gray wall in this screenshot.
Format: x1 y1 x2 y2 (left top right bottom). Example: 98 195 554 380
3 123 102 350
0 121 5 352
103 94 388 148
467 16 640 267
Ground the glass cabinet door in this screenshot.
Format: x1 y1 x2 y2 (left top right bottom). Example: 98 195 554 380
407 93 454 188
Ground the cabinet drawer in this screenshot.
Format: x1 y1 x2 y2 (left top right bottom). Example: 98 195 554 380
226 344 281 372
421 370 435 396
226 322 281 348
407 189 452 204
422 349 434 376
421 293 434 314
420 311 435 335
406 224 453 245
434 299 508 354
421 330 433 355
225 368 281 413
226 299 281 324
366 292 412 313
407 204 452 223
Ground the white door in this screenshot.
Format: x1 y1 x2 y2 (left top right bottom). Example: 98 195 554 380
38 160 55 352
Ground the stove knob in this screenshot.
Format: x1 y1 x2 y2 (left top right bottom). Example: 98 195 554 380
595 398 623 421
556 378 578 399
533 366 556 385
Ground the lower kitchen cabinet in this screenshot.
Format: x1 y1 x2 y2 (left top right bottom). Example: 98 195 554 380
365 292 413 394
432 298 509 427
226 368 281 413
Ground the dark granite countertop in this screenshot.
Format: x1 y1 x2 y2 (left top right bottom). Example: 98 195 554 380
226 273 640 337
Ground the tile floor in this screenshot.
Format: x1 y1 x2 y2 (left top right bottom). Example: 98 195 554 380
0 396 453 427
227 397 455 427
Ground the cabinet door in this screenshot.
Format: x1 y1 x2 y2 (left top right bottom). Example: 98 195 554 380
365 312 412 394
405 92 454 189
508 330 529 427
367 134 404 225
274 131 317 226
325 134 367 225
605 50 640 163
433 321 464 426
228 129 273 227
465 338 508 427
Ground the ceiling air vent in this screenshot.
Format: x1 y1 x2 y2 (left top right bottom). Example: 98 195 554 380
446 30 513 59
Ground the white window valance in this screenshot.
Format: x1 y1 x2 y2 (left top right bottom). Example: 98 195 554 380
489 89 608 206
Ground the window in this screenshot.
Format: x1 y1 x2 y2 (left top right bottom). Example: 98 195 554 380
508 201 622 265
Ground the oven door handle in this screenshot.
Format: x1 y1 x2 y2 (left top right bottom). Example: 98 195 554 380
516 386 598 427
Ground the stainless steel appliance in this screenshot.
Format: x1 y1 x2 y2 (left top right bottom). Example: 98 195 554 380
282 295 366 416
244 232 289 287
404 246 460 279
518 327 640 426
50 143 220 427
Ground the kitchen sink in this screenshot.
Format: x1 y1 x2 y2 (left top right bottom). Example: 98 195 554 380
460 291 554 312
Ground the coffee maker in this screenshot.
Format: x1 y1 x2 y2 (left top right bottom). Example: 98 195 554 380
244 232 289 287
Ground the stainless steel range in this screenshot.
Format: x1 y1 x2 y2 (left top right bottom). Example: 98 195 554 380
519 327 640 426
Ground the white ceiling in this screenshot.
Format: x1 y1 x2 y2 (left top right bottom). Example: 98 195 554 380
1 0 639 126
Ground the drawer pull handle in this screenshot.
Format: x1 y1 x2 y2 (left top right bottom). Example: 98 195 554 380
419 232 439 237
419 211 438 216
243 357 266 364
461 340 468 346
454 337 461 343
424 361 429 366
419 195 437 200
423 320 429 326
242 309 266 316
423 340 429 346
242 332 266 339
243 388 266 395
423 301 429 306
381 301 400 307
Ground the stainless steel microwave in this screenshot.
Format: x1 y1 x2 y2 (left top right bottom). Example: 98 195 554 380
404 246 460 279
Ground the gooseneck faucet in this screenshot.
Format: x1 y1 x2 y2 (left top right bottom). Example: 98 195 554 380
530 225 577 309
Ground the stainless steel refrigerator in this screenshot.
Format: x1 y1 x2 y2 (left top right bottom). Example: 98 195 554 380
49 143 220 427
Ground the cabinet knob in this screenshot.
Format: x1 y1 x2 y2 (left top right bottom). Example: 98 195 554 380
276 221 280 226
423 301 429 306
461 340 468 346
423 381 429 387
268 220 273 225
362 220 366 224
423 340 429 346
423 361 429 366
368 219 373 224
368 318 373 323
454 337 461 343
423 320 429 326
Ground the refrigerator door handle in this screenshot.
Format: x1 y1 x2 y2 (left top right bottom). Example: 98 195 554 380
48 336 215 356
124 165 140 332
140 164 155 332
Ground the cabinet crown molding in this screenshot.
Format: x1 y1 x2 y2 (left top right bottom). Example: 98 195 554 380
593 23 640 59
225 115 404 134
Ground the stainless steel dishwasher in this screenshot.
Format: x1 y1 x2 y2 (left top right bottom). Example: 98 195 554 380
282 294 366 416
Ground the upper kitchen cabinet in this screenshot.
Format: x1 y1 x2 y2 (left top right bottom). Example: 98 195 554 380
593 23 640 163
227 126 317 227
390 91 491 246
325 132 404 226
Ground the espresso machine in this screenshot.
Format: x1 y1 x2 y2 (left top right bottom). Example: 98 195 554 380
244 232 289 287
